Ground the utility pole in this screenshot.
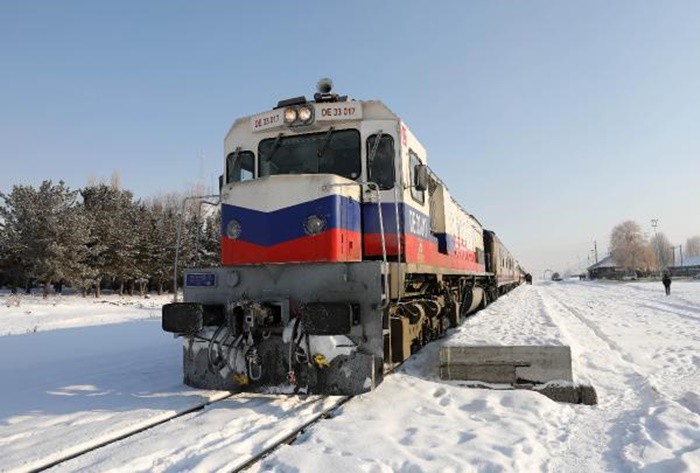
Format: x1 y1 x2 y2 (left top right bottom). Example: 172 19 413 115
651 219 659 272
673 245 684 267
594 240 598 263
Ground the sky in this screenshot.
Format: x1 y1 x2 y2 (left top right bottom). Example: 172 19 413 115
1 1 699 276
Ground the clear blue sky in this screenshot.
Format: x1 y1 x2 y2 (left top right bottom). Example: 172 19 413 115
2 1 699 276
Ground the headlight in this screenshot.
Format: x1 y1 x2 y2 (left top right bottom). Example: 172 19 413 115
298 105 313 123
226 219 242 239
303 215 327 235
283 107 298 124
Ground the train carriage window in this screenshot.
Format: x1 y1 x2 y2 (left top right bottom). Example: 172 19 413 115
409 150 425 204
226 151 255 183
367 134 395 190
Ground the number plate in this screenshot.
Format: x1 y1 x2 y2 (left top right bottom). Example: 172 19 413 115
250 110 283 131
186 272 217 287
315 103 362 121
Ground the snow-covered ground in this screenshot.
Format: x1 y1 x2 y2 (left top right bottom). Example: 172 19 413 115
255 280 699 472
0 294 228 472
1 281 698 472
0 292 169 336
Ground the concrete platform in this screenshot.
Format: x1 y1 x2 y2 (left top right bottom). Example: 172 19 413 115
439 345 573 384
439 345 597 404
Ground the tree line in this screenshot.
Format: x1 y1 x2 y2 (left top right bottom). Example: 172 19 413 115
0 179 220 297
608 220 700 272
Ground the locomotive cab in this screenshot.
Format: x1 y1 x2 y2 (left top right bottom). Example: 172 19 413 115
221 95 405 266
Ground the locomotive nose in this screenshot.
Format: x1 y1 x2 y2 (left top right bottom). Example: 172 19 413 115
220 174 361 265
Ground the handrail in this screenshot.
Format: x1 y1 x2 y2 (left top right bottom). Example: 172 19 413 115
393 184 402 304
173 194 221 302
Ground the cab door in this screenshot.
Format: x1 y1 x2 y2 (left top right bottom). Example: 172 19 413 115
362 128 399 259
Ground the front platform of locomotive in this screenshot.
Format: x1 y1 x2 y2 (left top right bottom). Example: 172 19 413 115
162 80 400 395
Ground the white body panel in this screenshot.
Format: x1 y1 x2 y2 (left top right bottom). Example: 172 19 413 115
221 174 360 212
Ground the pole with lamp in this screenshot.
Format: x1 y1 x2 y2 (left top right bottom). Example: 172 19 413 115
651 218 659 276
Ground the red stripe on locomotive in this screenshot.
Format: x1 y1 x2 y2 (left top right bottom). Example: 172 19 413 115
222 228 362 265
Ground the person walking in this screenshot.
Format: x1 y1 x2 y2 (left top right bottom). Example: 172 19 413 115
662 272 672 296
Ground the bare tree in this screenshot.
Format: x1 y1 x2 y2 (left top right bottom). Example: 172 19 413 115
610 220 651 271
650 232 673 269
110 169 122 190
686 236 700 257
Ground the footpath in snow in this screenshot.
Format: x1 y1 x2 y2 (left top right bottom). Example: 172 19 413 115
0 281 698 472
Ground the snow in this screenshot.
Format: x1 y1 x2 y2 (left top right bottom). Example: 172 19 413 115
253 281 700 472
0 292 169 336
282 318 358 363
0 294 228 472
1 281 699 472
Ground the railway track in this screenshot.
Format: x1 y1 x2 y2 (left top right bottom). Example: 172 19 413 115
231 395 351 472
29 391 237 472
37 363 405 472
37 392 345 473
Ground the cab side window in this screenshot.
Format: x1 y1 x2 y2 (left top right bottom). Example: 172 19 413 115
367 134 395 190
226 151 255 183
409 150 425 204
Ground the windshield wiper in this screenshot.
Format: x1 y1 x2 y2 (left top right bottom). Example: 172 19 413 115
266 133 284 161
368 130 384 166
317 126 335 158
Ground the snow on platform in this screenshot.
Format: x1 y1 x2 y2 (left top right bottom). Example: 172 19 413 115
253 281 700 472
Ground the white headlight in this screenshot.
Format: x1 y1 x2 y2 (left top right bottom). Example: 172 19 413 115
226 219 242 239
298 105 312 123
303 215 327 235
283 107 298 124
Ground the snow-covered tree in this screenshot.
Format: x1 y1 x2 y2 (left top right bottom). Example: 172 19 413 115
0 181 89 297
199 206 221 267
609 220 651 271
81 183 138 296
144 195 180 294
649 232 673 270
686 236 700 257
147 188 220 292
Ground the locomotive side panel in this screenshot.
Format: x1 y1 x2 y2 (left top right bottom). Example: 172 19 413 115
391 123 486 273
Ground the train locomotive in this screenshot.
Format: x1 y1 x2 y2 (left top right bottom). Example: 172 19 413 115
162 79 523 395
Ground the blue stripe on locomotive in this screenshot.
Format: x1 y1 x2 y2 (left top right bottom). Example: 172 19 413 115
221 195 361 247
362 202 451 250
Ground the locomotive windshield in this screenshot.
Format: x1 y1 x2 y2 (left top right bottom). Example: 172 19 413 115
258 129 361 180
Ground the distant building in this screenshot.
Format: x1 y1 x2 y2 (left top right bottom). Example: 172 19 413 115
587 255 625 280
669 255 700 277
